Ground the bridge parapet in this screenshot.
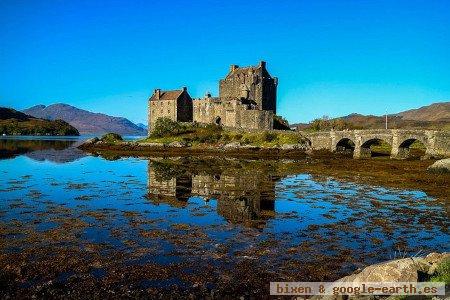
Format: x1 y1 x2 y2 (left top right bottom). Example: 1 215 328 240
300 129 450 159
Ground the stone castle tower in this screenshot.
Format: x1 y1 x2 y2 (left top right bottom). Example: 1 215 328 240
219 61 277 113
149 61 277 131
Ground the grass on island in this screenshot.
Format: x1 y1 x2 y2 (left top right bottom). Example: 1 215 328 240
429 258 450 284
100 133 123 143
138 118 307 148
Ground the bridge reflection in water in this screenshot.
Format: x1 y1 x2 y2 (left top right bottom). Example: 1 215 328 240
147 159 276 228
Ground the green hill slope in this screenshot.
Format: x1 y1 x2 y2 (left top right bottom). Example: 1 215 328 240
0 107 80 136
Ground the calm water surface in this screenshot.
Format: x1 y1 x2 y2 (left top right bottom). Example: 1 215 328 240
0 138 448 295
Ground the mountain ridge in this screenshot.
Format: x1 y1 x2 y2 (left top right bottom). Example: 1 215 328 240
395 101 450 122
23 103 147 135
292 101 450 130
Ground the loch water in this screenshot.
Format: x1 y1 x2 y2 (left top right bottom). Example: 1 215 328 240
0 137 449 295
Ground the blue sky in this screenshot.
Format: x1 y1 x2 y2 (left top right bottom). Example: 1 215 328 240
1 0 449 124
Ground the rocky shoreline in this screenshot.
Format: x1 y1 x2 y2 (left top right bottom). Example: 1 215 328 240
313 252 449 299
337 252 448 283
78 138 312 159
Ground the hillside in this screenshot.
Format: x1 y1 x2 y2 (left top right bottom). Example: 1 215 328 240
23 104 147 135
0 107 79 136
396 101 450 122
293 102 450 131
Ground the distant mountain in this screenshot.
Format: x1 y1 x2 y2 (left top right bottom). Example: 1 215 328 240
0 107 31 121
0 107 79 136
136 123 148 130
292 102 450 131
396 101 450 122
23 103 147 135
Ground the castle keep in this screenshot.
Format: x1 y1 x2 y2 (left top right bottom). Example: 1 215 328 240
148 87 193 129
148 61 277 131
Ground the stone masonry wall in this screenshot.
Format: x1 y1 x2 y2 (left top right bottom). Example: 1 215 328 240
218 63 277 113
193 98 273 130
148 100 177 131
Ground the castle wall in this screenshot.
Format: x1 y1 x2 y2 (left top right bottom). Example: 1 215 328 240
193 98 273 130
149 99 177 130
219 75 261 102
176 93 193 122
149 62 277 132
219 63 277 113
193 99 220 124
238 109 273 130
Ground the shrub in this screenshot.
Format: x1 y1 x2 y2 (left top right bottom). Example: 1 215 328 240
308 116 356 132
151 118 183 138
262 131 277 142
100 133 123 143
233 133 243 141
430 258 450 284
273 115 290 130
221 133 232 143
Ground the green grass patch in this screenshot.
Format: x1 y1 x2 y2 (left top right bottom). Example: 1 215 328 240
141 119 308 148
429 258 450 284
100 133 123 143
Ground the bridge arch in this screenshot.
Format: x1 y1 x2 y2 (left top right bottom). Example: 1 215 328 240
303 129 449 159
358 138 392 158
395 138 427 159
335 138 355 155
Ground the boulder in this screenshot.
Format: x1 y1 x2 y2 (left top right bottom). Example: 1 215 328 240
240 144 260 150
280 144 307 150
139 142 164 147
337 252 449 283
224 142 241 149
84 137 99 145
337 257 429 283
168 141 186 148
427 158 450 173
311 253 449 300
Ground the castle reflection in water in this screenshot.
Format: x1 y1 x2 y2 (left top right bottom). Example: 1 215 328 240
147 158 277 228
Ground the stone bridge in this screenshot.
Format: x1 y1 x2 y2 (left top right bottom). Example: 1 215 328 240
302 129 450 159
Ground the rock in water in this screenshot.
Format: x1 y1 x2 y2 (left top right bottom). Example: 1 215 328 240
427 158 450 173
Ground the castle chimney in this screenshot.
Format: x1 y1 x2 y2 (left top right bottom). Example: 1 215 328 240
230 64 239 72
181 86 187 92
154 89 161 100
259 61 266 68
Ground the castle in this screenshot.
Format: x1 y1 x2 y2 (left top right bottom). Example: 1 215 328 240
148 61 278 131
